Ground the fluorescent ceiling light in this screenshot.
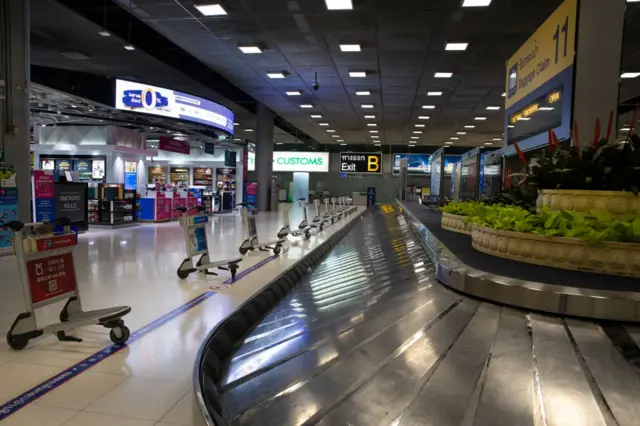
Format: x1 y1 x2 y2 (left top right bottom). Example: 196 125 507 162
474 117 487 120
621 72 640 78
484 142 493 145
369 130 378 133
518 117 531 121
492 138 502 141
337 139 344 142
445 142 454 145
415 124 425 128
620 127 630 132
371 135 379 138
239 46 262 54
445 42 468 51
349 71 367 78
332 135 340 138
340 143 348 146
367 123 377 127
465 125 476 129
413 131 423 134
319 122 330 126
356 90 371 96
286 90 302 96
340 44 361 52
434 72 453 78
422 105 436 109
361 104 374 108
124 44 136 51
300 104 313 108
327 129 336 132
418 116 430 120
311 114 322 118
98 30 111 37
364 115 376 119
411 136 419 139
462 0 492 7
233 122 239 126
508 125 515 128
325 0 353 10
267 72 286 79
374 143 381 146
245 129 253 132
409 141 417 144
275 142 284 145
486 106 501 110
539 107 555 111
427 91 442 96
501 92 506 97
194 4 228 16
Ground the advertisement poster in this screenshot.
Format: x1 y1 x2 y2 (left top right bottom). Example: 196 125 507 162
0 186 18 253
444 155 462 175
392 154 432 175
115 79 235 134
92 160 105 180
54 183 88 231
159 137 190 155
26 252 77 304
187 227 208 256
155 192 172 221
34 170 55 223
246 182 257 207
124 161 138 191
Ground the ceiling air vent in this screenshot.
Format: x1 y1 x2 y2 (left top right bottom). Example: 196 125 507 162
60 51 90 60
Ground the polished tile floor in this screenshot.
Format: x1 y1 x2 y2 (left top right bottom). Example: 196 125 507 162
0 206 362 426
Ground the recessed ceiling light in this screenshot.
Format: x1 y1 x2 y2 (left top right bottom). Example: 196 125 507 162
465 125 476 129
194 4 228 16
98 30 111 37
418 116 430 120
427 91 443 96
332 135 340 138
325 0 353 10
311 114 322 118
340 44 361 52
434 72 453 78
411 136 419 139
340 143 348 146
486 106 501 111
474 117 487 121
286 90 302 96
367 123 377 127
275 142 284 145
508 125 515 128
484 142 493 145
300 104 313 108
267 72 286 79
238 45 262 54
457 132 466 135
356 90 371 96
445 141 454 145
327 129 336 132
539 107 555 111
349 71 367 78
370 130 378 133
415 124 425 128
124 44 136 51
245 129 253 132
413 131 422 134
621 72 640 78
462 0 492 7
319 122 330 126
361 104 374 108
501 92 506 97
450 137 459 140
371 135 379 138
374 143 381 146
422 105 436 109
409 141 417 144
364 115 376 119
233 122 239 126
492 138 502 141
518 117 531 121
445 42 468 51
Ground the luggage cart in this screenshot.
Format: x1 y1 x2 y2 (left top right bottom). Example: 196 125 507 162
322 198 334 224
238 203 285 255
277 202 292 239
4 219 131 350
312 199 331 228
331 197 344 221
175 206 242 281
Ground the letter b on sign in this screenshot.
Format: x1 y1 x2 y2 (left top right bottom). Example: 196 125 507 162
367 155 380 172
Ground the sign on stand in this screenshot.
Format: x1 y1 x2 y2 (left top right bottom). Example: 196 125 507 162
26 252 77 305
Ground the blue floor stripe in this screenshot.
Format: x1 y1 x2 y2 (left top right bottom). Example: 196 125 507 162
0 291 214 421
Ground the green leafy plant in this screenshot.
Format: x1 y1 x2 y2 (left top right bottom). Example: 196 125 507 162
441 201 487 217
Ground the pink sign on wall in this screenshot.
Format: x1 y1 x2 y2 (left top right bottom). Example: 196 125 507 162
159 137 190 155
34 170 54 198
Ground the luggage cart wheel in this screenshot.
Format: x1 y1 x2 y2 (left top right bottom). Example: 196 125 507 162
305 231 311 240
273 245 281 256
6 332 28 351
177 267 190 279
110 326 130 346
239 247 249 255
319 225 324 232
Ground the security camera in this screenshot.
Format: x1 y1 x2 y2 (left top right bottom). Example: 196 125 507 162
312 72 319 91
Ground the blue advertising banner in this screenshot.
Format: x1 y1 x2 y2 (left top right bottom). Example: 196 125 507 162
124 161 137 191
392 154 432 175
0 186 18 252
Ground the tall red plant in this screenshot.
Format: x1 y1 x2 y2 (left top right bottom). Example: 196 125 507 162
606 110 614 142
593 118 601 150
514 142 528 167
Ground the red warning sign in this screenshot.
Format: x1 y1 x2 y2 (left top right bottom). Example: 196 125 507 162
26 253 77 304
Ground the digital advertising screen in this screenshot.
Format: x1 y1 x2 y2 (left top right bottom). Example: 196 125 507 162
392 154 431 175
115 79 234 134
444 155 462 175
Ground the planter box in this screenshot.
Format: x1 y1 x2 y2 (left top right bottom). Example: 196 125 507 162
441 213 473 235
471 224 640 278
537 189 640 216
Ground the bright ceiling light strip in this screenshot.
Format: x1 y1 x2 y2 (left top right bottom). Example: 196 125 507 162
194 4 228 16
325 0 353 10
300 104 313 108
267 72 286 79
349 71 367 78
434 72 453 78
418 116 430 119
621 72 640 78
422 105 435 109
340 44 361 52
286 91 302 96
445 42 469 51
462 0 492 7
427 91 442 96
486 106 501 110
238 46 262 54
364 115 376 119
356 90 371 96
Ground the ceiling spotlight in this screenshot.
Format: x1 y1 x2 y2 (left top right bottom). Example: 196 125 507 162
445 42 468 51
462 0 492 6
267 72 287 79
621 72 640 79
434 72 453 78
364 115 376 119
356 90 371 96
98 30 111 37
194 3 228 16
300 104 313 108
325 0 353 10
238 45 262 54
361 104 374 109
319 122 330 126
124 44 136 51
286 90 302 96
486 106 501 110
427 91 443 96
474 117 487 121
465 125 476 129
340 44 361 52
349 71 367 78
418 116 430 120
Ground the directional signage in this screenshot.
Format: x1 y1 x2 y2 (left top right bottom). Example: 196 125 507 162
247 151 329 173
339 152 382 174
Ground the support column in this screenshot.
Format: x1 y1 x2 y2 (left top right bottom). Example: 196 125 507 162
0 0 30 222
255 103 274 211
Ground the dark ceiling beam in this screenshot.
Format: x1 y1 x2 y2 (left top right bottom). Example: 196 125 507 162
51 0 316 145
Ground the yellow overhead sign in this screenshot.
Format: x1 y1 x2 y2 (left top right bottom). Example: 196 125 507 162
505 0 577 109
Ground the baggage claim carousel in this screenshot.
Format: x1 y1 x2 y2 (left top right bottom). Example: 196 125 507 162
194 203 640 426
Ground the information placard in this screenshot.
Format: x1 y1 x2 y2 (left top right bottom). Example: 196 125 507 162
340 153 382 174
